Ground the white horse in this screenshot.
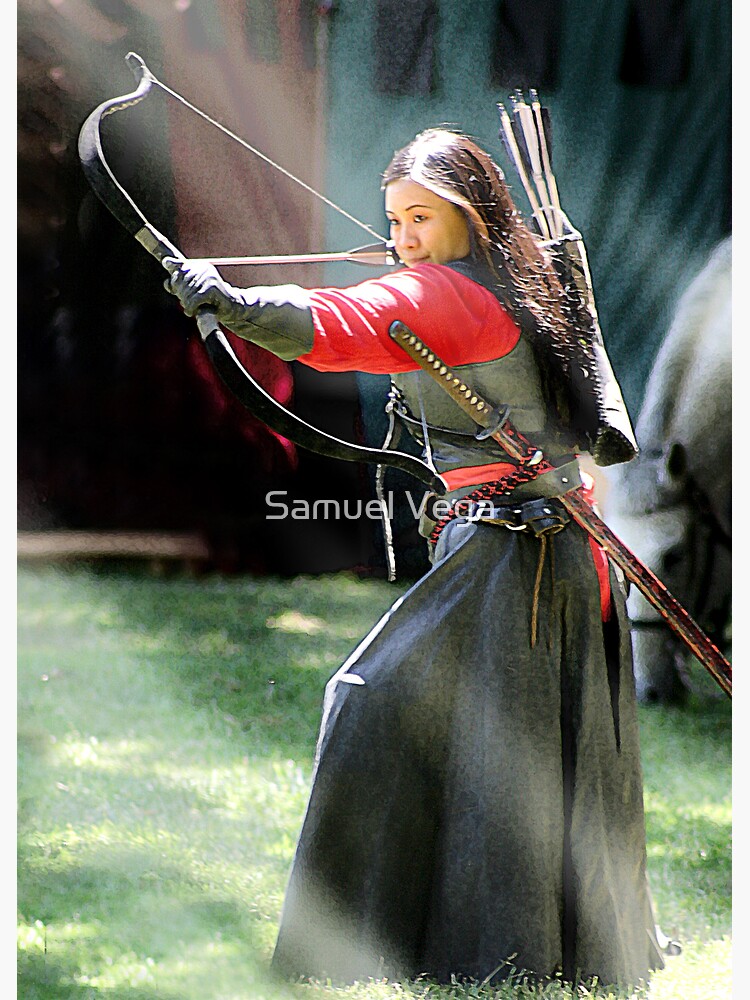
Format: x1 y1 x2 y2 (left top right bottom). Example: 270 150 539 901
602 237 731 702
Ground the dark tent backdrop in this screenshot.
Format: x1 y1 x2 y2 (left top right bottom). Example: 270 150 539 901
17 0 730 575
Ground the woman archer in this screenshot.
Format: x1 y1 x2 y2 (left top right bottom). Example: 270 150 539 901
164 127 666 990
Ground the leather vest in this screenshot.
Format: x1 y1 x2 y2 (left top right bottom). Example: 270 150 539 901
388 262 580 484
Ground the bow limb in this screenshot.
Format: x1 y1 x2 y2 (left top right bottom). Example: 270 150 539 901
78 53 180 261
77 52 447 495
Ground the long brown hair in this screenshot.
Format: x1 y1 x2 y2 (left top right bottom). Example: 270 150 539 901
382 128 570 339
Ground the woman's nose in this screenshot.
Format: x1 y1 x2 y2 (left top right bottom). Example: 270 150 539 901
399 222 418 248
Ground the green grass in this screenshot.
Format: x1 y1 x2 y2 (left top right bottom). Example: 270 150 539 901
17 564 732 999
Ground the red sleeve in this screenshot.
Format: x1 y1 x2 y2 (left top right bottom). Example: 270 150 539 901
300 263 521 374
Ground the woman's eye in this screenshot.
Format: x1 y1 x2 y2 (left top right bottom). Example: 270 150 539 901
413 214 426 224
388 219 399 228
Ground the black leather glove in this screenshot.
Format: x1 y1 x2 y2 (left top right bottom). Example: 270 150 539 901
163 257 253 320
162 257 315 360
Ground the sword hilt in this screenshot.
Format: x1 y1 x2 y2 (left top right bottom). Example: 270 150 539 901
388 321 531 464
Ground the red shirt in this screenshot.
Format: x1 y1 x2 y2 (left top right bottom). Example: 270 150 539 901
301 263 521 374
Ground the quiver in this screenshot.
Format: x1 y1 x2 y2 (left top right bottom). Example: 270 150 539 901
543 221 639 467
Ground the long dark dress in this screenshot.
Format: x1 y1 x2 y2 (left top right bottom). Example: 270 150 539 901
271 517 663 987
265 263 664 987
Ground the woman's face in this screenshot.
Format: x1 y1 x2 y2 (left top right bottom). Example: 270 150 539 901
384 178 471 267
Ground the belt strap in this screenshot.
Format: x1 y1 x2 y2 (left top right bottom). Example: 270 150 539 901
477 496 571 536
424 495 571 538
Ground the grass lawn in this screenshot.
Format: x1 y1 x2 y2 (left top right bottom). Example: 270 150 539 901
17 564 732 999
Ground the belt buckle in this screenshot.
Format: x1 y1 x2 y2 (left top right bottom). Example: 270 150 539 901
482 504 526 530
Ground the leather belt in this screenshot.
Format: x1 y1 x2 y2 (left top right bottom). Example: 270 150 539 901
475 496 571 537
422 494 571 538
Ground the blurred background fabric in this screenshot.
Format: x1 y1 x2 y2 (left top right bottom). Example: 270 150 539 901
17 0 731 576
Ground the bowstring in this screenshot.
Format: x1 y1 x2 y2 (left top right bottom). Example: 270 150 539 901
149 75 386 244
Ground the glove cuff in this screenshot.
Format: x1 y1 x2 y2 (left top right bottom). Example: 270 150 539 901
221 284 315 360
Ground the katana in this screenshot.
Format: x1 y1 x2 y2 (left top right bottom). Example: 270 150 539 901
388 320 732 699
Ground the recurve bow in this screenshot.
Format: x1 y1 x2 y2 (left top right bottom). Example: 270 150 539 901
77 52 447 495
